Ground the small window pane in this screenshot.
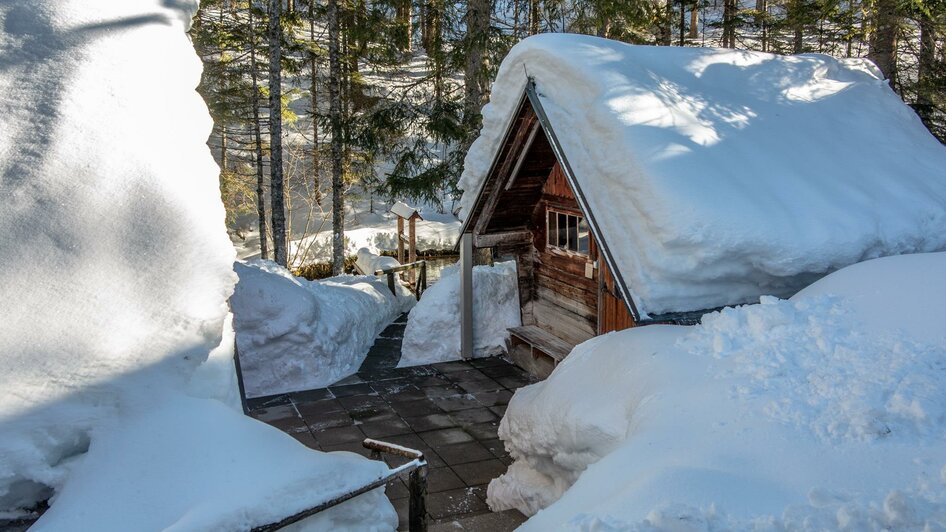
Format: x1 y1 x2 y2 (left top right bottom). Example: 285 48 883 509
578 218 589 254
567 216 578 251
547 211 556 247
557 213 568 248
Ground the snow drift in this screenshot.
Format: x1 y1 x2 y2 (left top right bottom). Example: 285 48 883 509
489 252 946 529
0 1 395 528
231 260 415 397
459 34 946 317
400 261 521 367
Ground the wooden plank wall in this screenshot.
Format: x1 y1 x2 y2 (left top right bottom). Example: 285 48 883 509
598 258 635 333
528 163 599 346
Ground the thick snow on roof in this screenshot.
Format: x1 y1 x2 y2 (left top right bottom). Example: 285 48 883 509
459 34 946 317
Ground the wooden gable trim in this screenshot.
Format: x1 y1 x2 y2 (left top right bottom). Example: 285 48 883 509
474 113 539 236
455 91 531 246
524 79 643 323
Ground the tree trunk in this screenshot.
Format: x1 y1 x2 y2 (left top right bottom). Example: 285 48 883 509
220 125 228 171
464 0 489 136
868 0 899 89
249 3 269 260
397 0 413 51
268 0 288 267
659 0 672 45
722 0 737 47
328 0 345 275
529 0 539 34
689 6 698 39
917 13 936 114
309 0 321 205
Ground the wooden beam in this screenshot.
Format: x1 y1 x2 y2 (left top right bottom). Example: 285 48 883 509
505 121 541 191
473 230 532 248
397 216 405 264
408 217 417 283
460 233 474 360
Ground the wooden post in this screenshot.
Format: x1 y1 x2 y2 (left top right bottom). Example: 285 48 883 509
408 215 417 283
397 217 405 264
408 462 428 532
460 233 473 360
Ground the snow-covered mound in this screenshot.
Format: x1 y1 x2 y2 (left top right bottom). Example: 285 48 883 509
31 394 395 531
232 260 416 396
0 1 396 527
356 247 400 275
0 0 236 513
400 261 521 367
459 34 946 317
490 252 946 529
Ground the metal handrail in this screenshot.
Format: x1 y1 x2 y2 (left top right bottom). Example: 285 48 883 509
376 260 427 300
252 438 428 532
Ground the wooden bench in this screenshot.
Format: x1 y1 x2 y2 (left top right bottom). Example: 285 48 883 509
508 325 575 366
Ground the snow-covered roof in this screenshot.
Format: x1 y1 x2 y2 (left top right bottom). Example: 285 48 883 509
458 34 946 318
390 201 423 220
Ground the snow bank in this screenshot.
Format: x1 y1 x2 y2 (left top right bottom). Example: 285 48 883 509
459 34 946 317
231 260 416 397
400 261 521 367
491 253 946 529
0 1 397 527
0 0 236 513
356 247 400 275
32 395 395 531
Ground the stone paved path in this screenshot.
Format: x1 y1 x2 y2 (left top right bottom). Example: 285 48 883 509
246 314 534 530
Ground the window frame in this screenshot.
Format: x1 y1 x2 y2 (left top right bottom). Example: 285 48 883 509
545 208 590 257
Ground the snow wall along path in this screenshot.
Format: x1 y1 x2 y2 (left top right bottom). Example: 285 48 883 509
0 0 237 512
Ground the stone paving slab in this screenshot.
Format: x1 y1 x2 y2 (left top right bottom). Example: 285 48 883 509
246 314 538 531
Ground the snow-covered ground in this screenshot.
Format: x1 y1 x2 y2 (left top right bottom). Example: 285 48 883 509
234 195 461 267
489 252 946 529
400 261 521 367
459 34 946 317
231 260 416 397
0 1 396 528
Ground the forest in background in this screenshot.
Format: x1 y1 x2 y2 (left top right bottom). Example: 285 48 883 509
190 0 946 271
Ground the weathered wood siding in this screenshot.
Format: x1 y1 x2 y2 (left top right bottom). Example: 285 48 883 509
526 163 599 346
598 258 635 333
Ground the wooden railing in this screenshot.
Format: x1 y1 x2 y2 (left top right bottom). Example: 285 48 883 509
376 260 427 300
252 438 428 532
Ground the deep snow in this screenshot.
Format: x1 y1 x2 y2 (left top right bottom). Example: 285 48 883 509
0 1 396 528
489 252 946 529
459 34 946 317
231 260 415 397
399 261 521 367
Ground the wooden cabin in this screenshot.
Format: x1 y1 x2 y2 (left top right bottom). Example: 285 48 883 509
456 35 946 376
459 84 646 373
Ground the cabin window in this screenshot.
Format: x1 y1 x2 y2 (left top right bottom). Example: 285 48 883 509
546 209 589 255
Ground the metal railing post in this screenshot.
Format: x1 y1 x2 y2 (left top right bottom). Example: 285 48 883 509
408 463 428 532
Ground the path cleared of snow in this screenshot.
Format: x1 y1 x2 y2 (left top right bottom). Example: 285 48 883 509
489 252 946 530
400 261 521 367
232 260 416 397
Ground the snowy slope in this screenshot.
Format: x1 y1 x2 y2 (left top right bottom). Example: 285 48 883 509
459 34 946 317
490 252 946 529
0 1 396 528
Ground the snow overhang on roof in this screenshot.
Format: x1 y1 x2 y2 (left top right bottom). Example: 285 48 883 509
457 34 946 318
